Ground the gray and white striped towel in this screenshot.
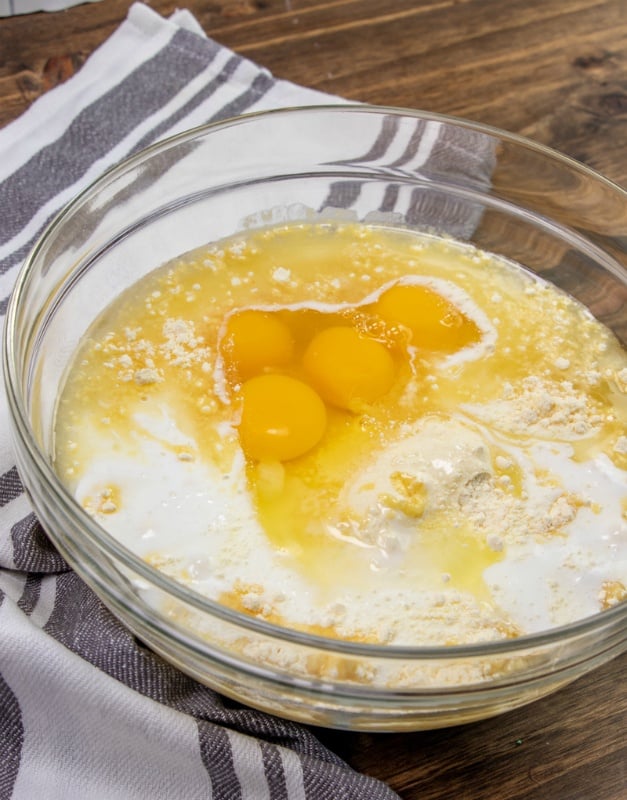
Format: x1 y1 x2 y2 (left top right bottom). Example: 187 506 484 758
0 4 496 798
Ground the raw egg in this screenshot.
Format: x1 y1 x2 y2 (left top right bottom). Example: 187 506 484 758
302 325 396 411
237 373 327 461
374 283 481 352
221 309 294 380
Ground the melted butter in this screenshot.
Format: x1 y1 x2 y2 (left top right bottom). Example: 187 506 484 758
416 517 503 599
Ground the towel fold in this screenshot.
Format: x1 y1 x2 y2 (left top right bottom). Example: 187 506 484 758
0 5 496 797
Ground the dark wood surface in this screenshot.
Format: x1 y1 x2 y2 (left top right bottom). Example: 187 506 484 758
1 1 626 797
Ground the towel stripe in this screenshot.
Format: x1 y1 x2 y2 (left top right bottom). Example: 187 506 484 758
279 748 307 800
0 668 23 800
131 53 243 152
333 113 400 164
199 723 241 799
16 574 40 617
261 741 289 800
11 513 68 573
27 574 57 630
208 71 275 122
301 754 400 800
0 467 21 509
0 28 221 250
387 118 429 168
0 49 276 319
229 730 271 800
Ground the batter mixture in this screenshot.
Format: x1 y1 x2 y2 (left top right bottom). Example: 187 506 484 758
54 222 627 647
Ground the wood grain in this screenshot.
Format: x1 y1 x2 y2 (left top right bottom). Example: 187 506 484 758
1 0 627 185
1 1 626 798
316 655 627 799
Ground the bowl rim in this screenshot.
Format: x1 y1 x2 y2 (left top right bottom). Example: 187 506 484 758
4 103 627 662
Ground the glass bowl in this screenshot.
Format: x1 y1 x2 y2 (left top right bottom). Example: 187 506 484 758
4 105 627 732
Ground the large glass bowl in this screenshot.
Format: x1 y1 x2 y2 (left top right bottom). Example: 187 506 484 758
4 106 627 731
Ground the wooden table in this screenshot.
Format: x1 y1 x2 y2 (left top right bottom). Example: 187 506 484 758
1 1 626 797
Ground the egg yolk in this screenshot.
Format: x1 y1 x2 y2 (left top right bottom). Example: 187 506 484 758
374 283 481 352
221 309 294 380
237 374 327 461
303 326 395 411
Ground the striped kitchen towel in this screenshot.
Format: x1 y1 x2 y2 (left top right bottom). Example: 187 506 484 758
0 4 496 798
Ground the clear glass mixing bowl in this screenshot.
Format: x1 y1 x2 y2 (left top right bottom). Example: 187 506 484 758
4 106 627 731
